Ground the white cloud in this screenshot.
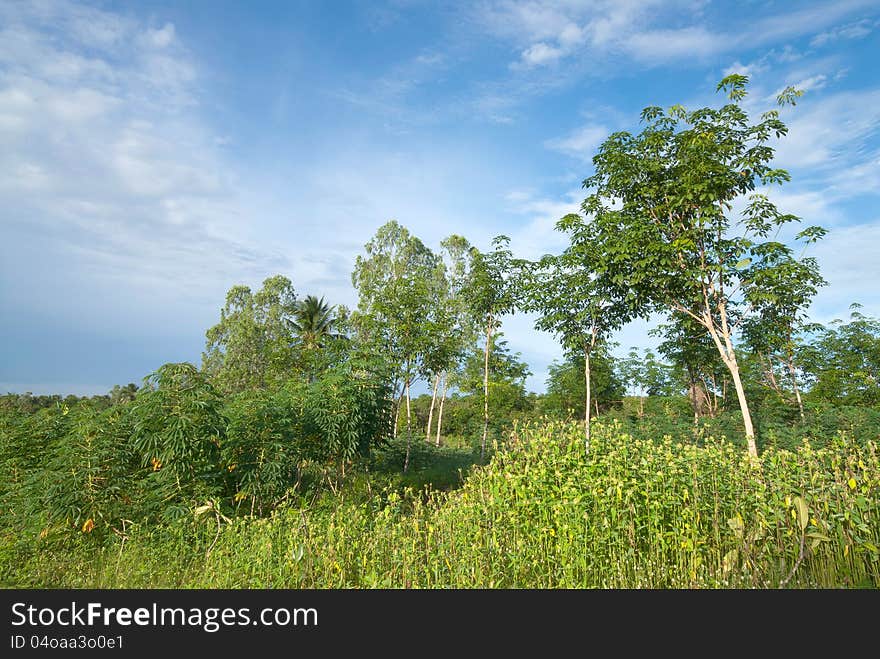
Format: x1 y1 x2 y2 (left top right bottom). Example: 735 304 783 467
544 123 608 162
0 0 290 347
145 23 175 49
809 221 880 321
626 26 721 61
773 88 880 171
811 18 877 47
519 41 565 66
477 0 880 69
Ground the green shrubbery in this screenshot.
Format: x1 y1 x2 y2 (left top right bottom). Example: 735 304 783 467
0 361 393 548
4 420 877 588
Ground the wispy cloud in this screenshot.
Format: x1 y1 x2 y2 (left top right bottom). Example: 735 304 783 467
0 0 290 367
544 123 608 162
810 17 878 47
477 0 880 70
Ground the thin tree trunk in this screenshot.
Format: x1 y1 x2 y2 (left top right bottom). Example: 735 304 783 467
403 375 413 473
687 366 700 425
481 317 492 464
426 373 440 441
392 391 405 440
584 348 590 451
726 357 758 459
701 376 715 418
787 356 806 423
584 347 592 452
703 305 758 459
764 353 784 399
435 373 448 447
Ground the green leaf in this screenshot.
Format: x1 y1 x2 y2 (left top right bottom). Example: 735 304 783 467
793 496 808 531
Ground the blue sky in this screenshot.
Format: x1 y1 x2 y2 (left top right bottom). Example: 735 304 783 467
1 0 879 396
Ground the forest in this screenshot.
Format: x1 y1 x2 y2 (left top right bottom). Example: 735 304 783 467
1 76 878 588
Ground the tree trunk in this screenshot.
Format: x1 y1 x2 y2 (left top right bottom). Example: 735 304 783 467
403 376 413 473
787 356 806 423
435 373 448 447
687 366 700 425
703 306 758 459
584 348 591 451
764 353 784 399
391 382 403 439
481 317 492 464
426 373 440 441
726 356 758 459
584 347 592 452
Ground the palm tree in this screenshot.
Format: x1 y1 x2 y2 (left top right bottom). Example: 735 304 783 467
291 295 336 350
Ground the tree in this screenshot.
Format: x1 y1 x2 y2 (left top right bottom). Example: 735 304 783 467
292 295 339 381
351 221 439 472
617 347 673 417
522 236 632 450
797 305 880 407
427 235 479 446
741 248 826 421
464 236 523 462
292 295 336 350
202 275 298 394
576 74 824 458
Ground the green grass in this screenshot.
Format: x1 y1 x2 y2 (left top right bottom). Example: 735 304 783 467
3 420 878 588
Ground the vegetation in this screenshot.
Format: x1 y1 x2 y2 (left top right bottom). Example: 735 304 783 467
2 76 879 589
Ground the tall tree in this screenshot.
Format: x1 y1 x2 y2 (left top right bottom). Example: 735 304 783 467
428 235 479 445
351 221 438 472
575 75 824 458
522 236 632 450
465 236 522 462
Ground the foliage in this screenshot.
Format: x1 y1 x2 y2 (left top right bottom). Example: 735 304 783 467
798 307 880 407
574 74 825 455
8 421 877 589
202 275 299 394
129 363 227 520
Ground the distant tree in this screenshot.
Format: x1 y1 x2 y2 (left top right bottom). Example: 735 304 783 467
292 295 336 350
544 345 622 421
202 275 298 394
292 295 340 381
109 383 138 405
428 235 479 446
653 312 729 421
617 347 673 417
741 249 826 421
798 305 880 407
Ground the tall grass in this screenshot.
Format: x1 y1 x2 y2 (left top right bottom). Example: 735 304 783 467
5 421 878 588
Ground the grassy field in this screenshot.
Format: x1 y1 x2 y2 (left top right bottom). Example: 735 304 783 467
4 420 878 589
